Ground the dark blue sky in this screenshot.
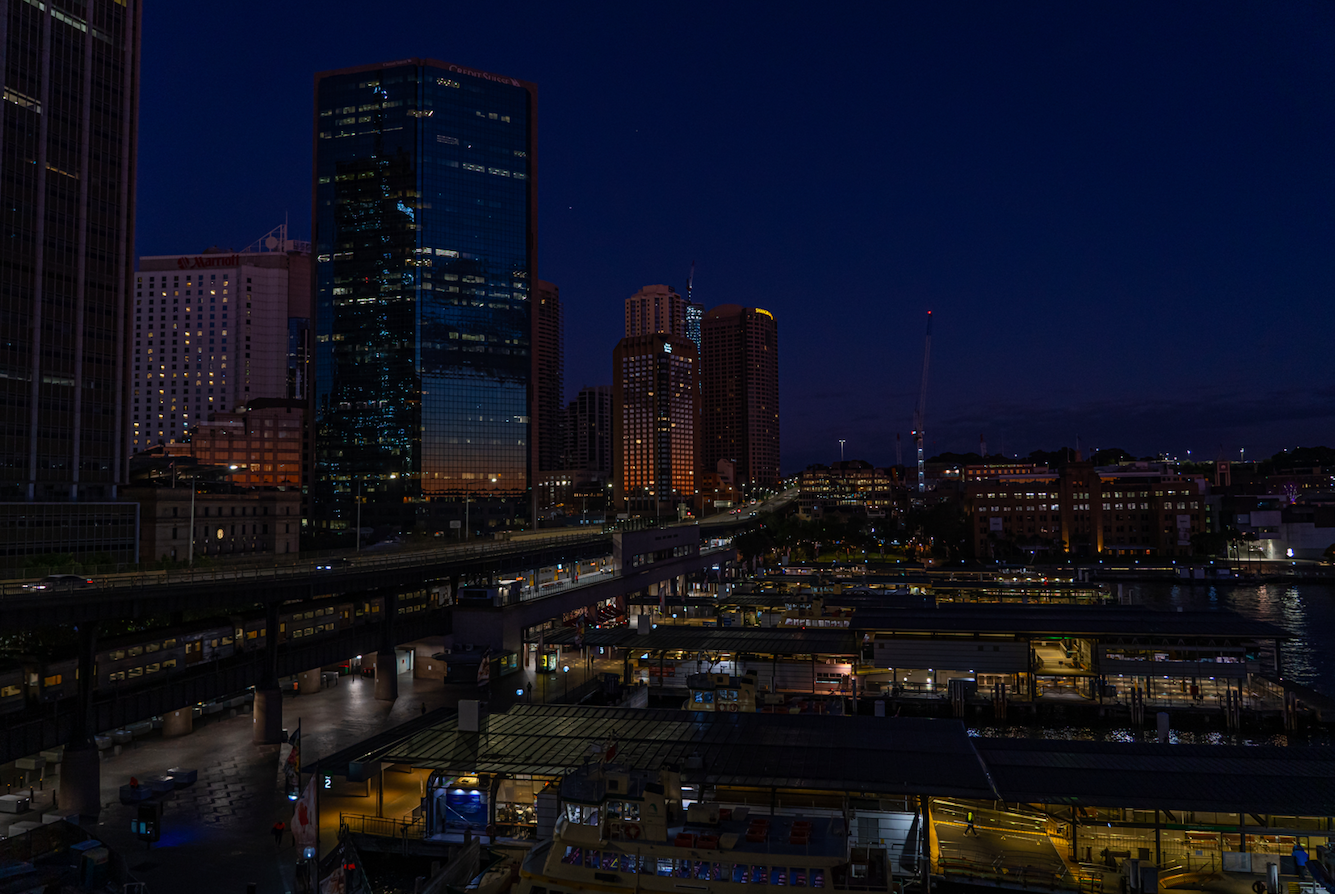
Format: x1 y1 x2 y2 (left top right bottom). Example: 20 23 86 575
138 3 1334 473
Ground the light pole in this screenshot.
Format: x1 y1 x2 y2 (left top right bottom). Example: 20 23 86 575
355 479 362 553
187 475 196 566
563 664 570 700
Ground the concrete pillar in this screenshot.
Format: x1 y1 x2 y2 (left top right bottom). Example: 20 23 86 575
59 625 100 819
252 685 284 744
298 669 322 694
57 740 100 820
162 708 193 738
375 591 398 702
375 649 399 701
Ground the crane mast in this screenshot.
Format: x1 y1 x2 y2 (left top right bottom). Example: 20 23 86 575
912 311 933 494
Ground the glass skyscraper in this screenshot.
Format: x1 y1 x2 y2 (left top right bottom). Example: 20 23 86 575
312 60 537 535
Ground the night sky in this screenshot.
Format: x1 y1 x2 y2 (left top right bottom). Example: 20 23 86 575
137 3 1334 473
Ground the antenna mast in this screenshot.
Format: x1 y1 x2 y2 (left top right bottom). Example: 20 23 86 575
911 311 933 494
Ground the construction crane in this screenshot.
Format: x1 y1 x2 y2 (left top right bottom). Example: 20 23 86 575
911 311 933 494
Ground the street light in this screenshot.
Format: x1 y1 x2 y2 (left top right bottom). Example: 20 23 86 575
563 664 570 700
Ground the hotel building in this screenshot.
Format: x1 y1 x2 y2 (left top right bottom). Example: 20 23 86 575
132 242 311 452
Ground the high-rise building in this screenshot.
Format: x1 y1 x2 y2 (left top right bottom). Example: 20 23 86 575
535 279 564 472
133 237 311 452
312 59 537 536
566 386 612 474
613 334 699 516
685 300 704 353
0 0 142 567
624 284 687 339
0 0 141 503
700 305 780 492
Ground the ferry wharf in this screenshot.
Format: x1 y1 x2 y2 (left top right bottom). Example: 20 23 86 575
307 703 1335 894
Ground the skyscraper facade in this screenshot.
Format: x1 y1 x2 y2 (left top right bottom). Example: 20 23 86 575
312 60 537 535
133 241 311 452
612 334 699 516
624 284 686 339
0 0 141 503
535 279 564 472
700 305 780 491
565 385 612 474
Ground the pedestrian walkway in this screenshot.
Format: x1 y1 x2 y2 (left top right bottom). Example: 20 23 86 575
0 671 455 894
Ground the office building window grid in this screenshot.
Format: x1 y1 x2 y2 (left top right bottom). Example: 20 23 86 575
313 61 535 523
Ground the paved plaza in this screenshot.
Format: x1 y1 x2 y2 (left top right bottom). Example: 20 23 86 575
0 661 567 893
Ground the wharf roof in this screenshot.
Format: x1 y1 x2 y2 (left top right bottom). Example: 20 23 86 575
379 704 995 800
718 592 931 610
626 626 859 655
851 605 1288 639
974 738 1335 815
542 627 637 647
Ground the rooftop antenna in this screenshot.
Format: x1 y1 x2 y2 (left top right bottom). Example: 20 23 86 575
687 261 695 303
895 433 902 467
911 311 933 494
839 439 846 462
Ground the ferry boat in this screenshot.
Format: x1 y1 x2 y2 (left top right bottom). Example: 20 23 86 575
517 761 891 894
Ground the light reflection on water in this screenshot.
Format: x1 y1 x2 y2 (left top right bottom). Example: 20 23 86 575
964 724 1324 747
1127 580 1333 694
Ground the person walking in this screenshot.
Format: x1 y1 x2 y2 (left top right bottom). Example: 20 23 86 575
1293 842 1309 879
272 820 286 845
965 810 978 837
421 701 427 716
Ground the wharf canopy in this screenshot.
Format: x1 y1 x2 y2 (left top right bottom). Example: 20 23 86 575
852 604 1288 702
369 704 995 800
974 738 1335 815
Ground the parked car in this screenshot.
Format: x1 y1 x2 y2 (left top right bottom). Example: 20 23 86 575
23 574 94 590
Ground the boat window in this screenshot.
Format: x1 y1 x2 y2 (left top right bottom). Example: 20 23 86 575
601 853 616 871
616 854 636 873
694 861 710 879
673 859 691 878
752 866 769 884
711 864 724 881
811 869 825 888
584 850 599 868
561 847 582 865
656 859 674 877
773 866 788 886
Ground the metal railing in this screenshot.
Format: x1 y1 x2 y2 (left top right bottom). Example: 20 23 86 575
339 812 427 840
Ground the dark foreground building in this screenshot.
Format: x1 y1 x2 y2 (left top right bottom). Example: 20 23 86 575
312 59 538 537
0 0 142 564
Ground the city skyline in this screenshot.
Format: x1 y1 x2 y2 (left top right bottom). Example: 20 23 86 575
133 4 1334 472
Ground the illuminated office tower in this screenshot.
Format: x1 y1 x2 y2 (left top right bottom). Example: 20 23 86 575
700 305 780 492
312 59 537 535
612 334 699 516
0 0 142 564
